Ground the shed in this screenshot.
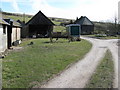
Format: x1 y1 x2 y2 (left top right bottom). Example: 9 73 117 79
23 11 54 38
75 16 94 35
66 24 81 36
4 19 21 48
0 18 9 52
66 24 81 41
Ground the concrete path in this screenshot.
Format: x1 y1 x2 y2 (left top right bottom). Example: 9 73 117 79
38 37 119 88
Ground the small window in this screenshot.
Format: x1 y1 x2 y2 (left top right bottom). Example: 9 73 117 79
3 25 6 34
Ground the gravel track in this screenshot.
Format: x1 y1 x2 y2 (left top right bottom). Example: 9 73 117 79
39 37 119 88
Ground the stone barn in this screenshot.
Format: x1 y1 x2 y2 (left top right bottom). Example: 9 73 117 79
75 16 94 35
4 19 21 48
22 11 54 38
0 18 9 53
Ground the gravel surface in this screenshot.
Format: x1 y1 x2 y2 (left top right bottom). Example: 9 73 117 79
106 39 119 88
39 37 119 88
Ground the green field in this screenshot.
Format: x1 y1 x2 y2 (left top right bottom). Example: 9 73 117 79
53 26 66 32
52 21 61 25
2 38 92 88
86 50 114 88
2 14 32 23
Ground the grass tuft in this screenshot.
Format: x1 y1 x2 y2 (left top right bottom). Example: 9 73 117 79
86 50 114 88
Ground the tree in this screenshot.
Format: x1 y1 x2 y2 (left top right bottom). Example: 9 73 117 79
106 15 118 35
76 17 79 20
114 15 117 34
70 20 73 24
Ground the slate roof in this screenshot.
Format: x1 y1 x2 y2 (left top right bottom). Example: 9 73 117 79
0 13 9 25
75 16 94 25
26 11 54 25
4 19 21 27
0 18 10 25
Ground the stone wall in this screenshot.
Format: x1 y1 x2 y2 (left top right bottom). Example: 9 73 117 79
0 24 7 53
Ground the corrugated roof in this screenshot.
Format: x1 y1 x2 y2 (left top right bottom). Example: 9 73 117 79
4 19 21 27
0 17 10 25
75 16 94 25
26 11 54 25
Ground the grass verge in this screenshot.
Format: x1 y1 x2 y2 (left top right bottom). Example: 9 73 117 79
2 38 92 88
86 50 114 88
83 35 119 39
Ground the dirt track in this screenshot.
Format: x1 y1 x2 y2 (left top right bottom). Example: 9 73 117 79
40 37 119 88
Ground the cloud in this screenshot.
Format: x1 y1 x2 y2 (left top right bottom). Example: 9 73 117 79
12 0 19 12
28 0 119 21
1 0 11 2
28 0 75 19
1 0 119 21
1 0 19 12
66 0 119 21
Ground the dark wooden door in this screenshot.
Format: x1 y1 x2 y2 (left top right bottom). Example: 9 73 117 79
7 26 12 49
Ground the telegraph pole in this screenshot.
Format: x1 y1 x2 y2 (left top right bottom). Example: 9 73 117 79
23 13 25 23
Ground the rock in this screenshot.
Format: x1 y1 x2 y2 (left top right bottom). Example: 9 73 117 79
0 55 5 59
28 42 34 45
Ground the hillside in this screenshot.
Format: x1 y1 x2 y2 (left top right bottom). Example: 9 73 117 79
1 11 74 25
1 11 119 34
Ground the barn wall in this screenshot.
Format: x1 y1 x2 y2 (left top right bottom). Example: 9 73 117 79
81 25 94 35
12 27 17 43
11 27 21 43
21 25 29 38
17 28 21 40
0 24 8 53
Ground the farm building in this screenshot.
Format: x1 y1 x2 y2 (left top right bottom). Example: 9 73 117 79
4 19 21 48
22 11 54 38
75 16 94 35
0 18 9 53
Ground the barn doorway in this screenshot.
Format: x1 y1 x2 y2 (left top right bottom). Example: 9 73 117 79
7 26 12 49
29 25 50 38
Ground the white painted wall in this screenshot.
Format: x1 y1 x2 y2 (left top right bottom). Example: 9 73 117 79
0 24 21 53
12 27 21 43
17 28 21 40
0 24 8 53
12 27 17 43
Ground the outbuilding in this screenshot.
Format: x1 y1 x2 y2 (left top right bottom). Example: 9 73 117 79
66 24 81 37
66 24 81 41
4 19 21 48
75 16 94 35
0 18 9 53
22 11 54 38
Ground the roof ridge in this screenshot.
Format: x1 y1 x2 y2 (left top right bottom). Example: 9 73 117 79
75 16 94 25
26 11 54 25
